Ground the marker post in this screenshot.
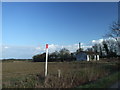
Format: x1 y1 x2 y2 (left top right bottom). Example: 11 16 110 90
45 44 48 77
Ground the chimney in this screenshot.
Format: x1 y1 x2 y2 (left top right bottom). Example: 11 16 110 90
79 42 81 50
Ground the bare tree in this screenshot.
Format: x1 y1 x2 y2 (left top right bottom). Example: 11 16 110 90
107 21 120 37
105 21 120 51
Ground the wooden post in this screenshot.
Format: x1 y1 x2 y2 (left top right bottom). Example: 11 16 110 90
58 69 61 78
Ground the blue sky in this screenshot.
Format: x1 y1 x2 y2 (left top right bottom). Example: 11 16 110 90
2 2 118 59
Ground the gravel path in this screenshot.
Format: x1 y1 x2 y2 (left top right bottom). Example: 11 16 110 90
110 81 120 88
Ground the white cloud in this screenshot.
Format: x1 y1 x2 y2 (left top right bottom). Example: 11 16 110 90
0 44 78 59
92 38 120 45
92 39 104 44
35 47 41 50
4 46 9 49
0 43 94 59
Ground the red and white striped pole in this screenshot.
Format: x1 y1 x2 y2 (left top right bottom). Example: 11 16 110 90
45 44 48 77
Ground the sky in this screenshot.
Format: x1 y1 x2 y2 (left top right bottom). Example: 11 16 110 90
1 2 118 59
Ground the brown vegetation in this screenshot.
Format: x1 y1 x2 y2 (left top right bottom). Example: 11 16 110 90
2 59 119 88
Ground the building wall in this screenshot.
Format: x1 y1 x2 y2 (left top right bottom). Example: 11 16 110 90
76 52 87 61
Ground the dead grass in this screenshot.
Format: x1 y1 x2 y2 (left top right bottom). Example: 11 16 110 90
2 60 119 88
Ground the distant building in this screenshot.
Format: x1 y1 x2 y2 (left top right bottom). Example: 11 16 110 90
76 51 99 61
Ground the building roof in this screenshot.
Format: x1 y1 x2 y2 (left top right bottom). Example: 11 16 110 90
76 51 99 55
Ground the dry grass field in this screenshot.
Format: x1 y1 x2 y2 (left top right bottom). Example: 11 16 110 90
2 59 120 88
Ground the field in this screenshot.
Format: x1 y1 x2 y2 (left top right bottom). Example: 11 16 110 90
2 59 120 88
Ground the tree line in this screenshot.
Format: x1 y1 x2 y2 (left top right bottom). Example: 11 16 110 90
32 48 76 62
88 21 120 58
88 39 120 58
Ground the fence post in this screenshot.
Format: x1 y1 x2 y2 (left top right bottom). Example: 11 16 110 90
58 69 61 78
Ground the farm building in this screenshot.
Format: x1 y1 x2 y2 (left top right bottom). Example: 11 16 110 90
76 51 99 61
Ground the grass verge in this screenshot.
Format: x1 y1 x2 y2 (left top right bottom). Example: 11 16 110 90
77 71 120 88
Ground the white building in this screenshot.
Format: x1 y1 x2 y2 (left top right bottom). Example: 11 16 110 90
76 51 99 61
